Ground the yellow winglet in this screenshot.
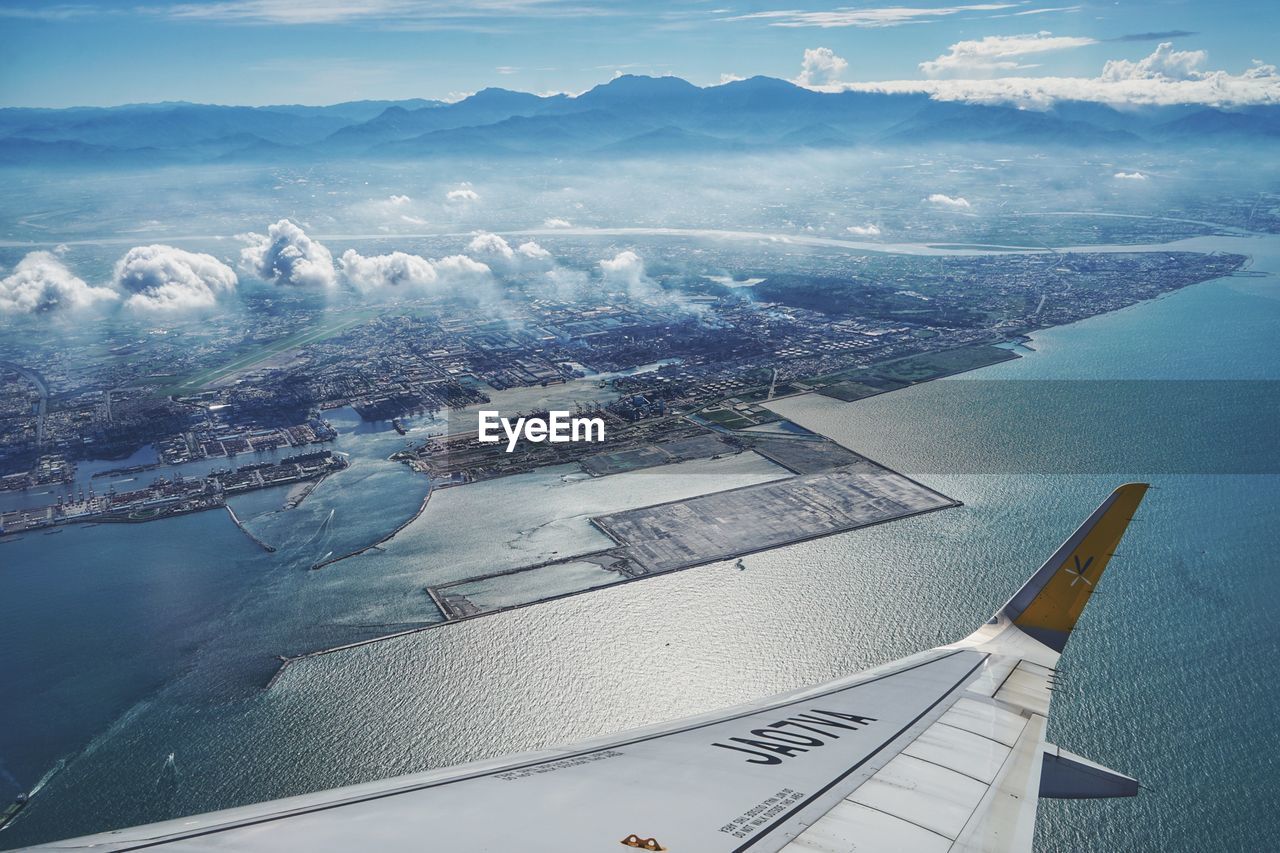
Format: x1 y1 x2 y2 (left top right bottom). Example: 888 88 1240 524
1000 483 1149 651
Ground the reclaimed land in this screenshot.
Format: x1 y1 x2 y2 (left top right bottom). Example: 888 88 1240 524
428 454 956 621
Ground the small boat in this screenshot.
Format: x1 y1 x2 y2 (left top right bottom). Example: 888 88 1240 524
0 793 29 831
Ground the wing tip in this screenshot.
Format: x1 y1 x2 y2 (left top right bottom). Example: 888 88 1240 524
998 483 1150 651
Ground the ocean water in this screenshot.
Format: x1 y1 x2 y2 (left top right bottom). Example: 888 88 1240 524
1 237 1277 850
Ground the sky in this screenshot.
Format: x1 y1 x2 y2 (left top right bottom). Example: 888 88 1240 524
0 0 1277 107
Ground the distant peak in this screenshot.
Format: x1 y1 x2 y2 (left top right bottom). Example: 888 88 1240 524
589 74 701 94
725 75 800 90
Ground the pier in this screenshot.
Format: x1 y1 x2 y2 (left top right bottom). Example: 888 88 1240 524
224 505 276 552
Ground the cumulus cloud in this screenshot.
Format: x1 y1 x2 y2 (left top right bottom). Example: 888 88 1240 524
600 250 659 300
846 223 882 237
838 42 1280 106
926 193 972 210
465 232 554 273
339 250 444 292
338 249 492 298
0 252 118 315
115 245 238 311
795 47 848 86
387 194 412 205
433 254 494 282
920 32 1097 77
1101 42 1206 81
446 183 480 202
1114 171 1149 180
238 219 336 288
542 217 572 228
466 231 515 260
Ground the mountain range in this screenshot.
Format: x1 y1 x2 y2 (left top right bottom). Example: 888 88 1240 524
3 75 1277 166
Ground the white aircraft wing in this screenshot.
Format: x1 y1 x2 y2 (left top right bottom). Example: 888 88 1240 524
27 484 1148 853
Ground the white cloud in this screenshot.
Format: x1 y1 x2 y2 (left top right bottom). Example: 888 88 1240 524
1114 171 1148 180
600 250 656 299
1102 42 1206 81
542 217 572 228
338 249 492 294
433 254 493 281
238 219 336 288
718 73 745 85
160 0 606 27
796 47 847 86
727 4 1017 29
115 245 238 311
0 251 118 315
927 193 972 210
920 31 1096 77
339 249 441 291
466 231 516 260
466 231 555 273
838 43 1280 106
846 224 882 237
446 183 480 202
516 241 552 262
387 194 412 205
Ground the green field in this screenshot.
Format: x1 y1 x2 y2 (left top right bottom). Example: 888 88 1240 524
167 311 377 395
875 345 1018 383
816 344 1019 401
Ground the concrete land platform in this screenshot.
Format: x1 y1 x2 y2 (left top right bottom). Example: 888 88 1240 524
593 463 957 574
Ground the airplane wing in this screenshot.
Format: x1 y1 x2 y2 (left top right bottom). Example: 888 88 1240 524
27 484 1148 853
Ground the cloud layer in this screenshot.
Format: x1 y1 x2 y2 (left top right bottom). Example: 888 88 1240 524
921 32 1096 77
115 245 238 311
728 4 1017 29
239 219 336 288
838 42 1280 106
0 251 118 315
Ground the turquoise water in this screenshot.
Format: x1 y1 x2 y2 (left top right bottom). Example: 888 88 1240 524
2 239 1278 850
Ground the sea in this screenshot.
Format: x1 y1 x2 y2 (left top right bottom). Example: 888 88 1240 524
1 235 1277 851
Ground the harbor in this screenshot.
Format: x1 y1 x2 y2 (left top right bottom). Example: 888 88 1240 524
0 451 348 537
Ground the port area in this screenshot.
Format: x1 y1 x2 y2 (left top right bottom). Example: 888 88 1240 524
0 450 348 536
427 433 956 620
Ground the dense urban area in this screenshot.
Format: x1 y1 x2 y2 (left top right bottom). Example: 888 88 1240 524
0 242 1243 539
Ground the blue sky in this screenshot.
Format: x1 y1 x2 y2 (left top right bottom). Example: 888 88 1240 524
0 0 1276 107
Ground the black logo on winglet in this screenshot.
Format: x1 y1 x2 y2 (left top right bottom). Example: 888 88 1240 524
1068 554 1095 587
711 709 878 765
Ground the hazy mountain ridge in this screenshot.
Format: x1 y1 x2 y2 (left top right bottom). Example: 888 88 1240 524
5 75 1278 166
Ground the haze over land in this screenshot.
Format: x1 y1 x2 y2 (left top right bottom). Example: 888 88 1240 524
3 65 1279 168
